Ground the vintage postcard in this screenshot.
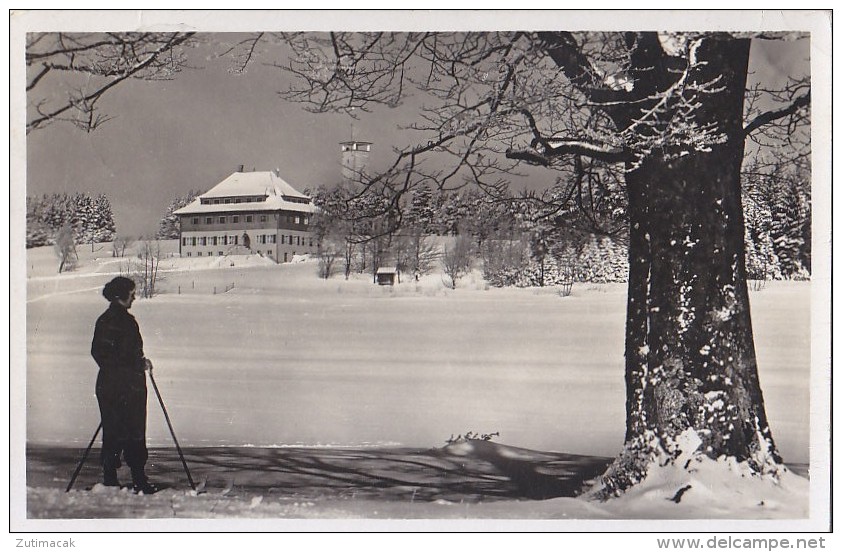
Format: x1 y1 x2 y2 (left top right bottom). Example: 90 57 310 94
9 9 833 541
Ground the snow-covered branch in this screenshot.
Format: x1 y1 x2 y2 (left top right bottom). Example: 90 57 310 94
27 32 196 133
506 137 627 165
536 31 632 108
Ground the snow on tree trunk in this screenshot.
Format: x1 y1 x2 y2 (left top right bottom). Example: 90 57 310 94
601 37 782 495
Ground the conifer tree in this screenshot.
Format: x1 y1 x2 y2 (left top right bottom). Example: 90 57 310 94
157 189 202 239
92 193 117 243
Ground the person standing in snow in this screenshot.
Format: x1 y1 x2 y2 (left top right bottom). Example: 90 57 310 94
91 276 158 494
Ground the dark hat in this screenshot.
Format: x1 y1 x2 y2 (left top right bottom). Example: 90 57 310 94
102 276 136 302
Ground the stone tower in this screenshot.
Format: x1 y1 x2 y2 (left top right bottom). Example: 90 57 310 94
340 140 372 185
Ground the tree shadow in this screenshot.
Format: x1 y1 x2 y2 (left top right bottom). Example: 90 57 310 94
438 440 611 499
29 442 612 503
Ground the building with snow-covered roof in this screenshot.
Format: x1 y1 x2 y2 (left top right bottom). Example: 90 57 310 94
174 169 317 263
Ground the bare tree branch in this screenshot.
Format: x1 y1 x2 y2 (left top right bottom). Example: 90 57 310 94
26 32 196 133
743 90 811 136
26 64 51 91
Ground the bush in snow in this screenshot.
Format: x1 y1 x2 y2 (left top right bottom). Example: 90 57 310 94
53 224 78 273
480 236 530 287
445 431 500 444
441 234 474 289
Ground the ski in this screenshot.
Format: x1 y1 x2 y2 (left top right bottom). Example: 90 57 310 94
80 482 172 495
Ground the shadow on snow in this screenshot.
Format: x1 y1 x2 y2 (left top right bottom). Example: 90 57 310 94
28 441 613 503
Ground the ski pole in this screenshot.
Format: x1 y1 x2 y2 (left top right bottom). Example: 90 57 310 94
148 370 196 491
65 422 102 492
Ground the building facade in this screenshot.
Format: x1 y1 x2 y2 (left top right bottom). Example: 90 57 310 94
174 170 317 263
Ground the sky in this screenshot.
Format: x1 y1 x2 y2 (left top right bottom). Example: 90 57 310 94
22 22 812 237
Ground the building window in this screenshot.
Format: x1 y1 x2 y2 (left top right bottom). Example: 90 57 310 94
233 215 240 223
246 215 253 223
235 198 242 203
309 239 313 247
191 237 197 246
225 198 232 204
182 237 187 246
219 216 226 224
192 217 199 225
232 235 238 245
213 199 220 205
187 252 192 257
198 252 202 257
218 251 223 256
205 217 213 224
270 235 276 244
289 235 293 244
260 215 267 222
284 253 288 262
295 216 301 224
303 216 309 225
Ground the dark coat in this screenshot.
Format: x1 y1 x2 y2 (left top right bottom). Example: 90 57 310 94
91 303 146 374
91 303 148 468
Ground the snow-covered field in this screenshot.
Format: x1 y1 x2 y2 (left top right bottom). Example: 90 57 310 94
17 242 816 524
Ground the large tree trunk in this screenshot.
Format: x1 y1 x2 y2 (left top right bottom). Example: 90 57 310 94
601 36 783 495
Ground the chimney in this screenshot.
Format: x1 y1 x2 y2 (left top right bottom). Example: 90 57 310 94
237 164 244 173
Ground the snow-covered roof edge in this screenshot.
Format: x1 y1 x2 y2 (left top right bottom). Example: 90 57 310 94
174 171 316 215
174 198 316 215
202 171 310 199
